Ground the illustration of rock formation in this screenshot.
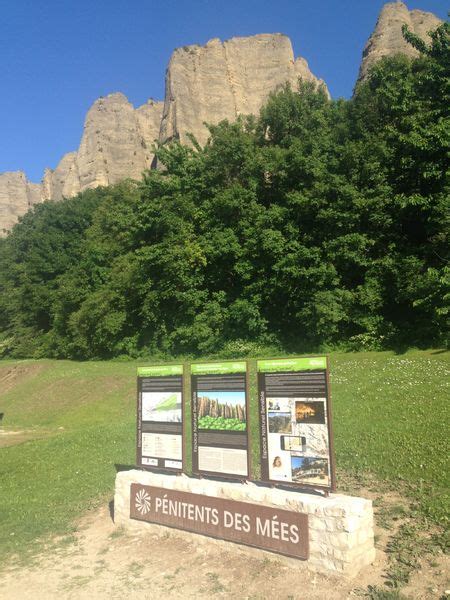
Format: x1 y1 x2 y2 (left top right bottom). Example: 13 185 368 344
300 425 329 457
198 396 246 421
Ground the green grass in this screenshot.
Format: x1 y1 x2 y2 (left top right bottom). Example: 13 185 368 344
0 349 448 569
0 359 137 562
330 350 449 524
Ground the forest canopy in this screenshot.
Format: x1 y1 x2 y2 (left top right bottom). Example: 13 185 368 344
0 22 448 359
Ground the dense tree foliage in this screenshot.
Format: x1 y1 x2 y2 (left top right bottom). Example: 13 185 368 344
0 23 448 359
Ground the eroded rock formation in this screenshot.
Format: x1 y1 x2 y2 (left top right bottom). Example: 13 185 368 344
0 171 42 235
0 94 163 235
1 4 442 235
1 33 326 235
43 93 163 201
41 152 80 202
357 1 442 83
159 33 327 147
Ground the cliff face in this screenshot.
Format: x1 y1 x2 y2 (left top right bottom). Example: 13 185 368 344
0 94 163 235
42 93 163 202
42 152 80 201
159 33 327 147
1 5 442 235
0 172 42 235
357 2 441 83
75 94 162 193
1 33 324 234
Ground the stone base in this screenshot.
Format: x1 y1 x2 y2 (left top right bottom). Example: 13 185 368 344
114 470 376 578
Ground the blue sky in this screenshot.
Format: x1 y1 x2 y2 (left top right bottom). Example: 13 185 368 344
1 0 447 182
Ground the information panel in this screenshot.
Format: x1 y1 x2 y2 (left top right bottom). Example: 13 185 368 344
191 361 249 479
137 365 184 472
258 357 335 491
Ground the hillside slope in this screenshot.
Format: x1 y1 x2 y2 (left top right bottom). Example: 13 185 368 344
0 350 448 565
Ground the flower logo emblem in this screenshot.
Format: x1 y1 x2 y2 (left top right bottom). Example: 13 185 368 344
135 489 151 515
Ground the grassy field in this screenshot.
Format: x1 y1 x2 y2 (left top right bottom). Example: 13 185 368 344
0 350 448 575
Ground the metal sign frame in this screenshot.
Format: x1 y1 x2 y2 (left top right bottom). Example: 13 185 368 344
191 360 251 481
136 364 185 473
257 356 336 493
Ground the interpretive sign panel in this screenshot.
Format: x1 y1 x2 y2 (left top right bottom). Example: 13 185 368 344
130 483 309 559
137 365 184 472
258 357 335 491
191 361 249 479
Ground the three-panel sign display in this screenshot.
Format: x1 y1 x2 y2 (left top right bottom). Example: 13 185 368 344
137 357 335 491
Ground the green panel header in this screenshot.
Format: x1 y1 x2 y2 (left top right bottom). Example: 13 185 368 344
257 357 327 373
191 361 247 375
137 365 183 377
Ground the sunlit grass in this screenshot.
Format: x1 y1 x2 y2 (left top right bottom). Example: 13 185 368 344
0 349 448 564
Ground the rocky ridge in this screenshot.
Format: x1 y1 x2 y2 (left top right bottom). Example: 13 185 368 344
42 94 163 202
0 94 163 235
1 33 325 235
0 3 442 235
159 33 326 147
357 1 441 83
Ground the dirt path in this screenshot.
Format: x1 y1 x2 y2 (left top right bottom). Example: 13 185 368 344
0 500 447 600
0 503 381 600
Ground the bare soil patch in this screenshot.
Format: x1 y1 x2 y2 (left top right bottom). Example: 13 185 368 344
0 427 57 448
0 485 447 599
0 504 380 600
403 554 450 600
0 363 44 395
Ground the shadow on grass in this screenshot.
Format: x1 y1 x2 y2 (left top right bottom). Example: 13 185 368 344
391 342 447 355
